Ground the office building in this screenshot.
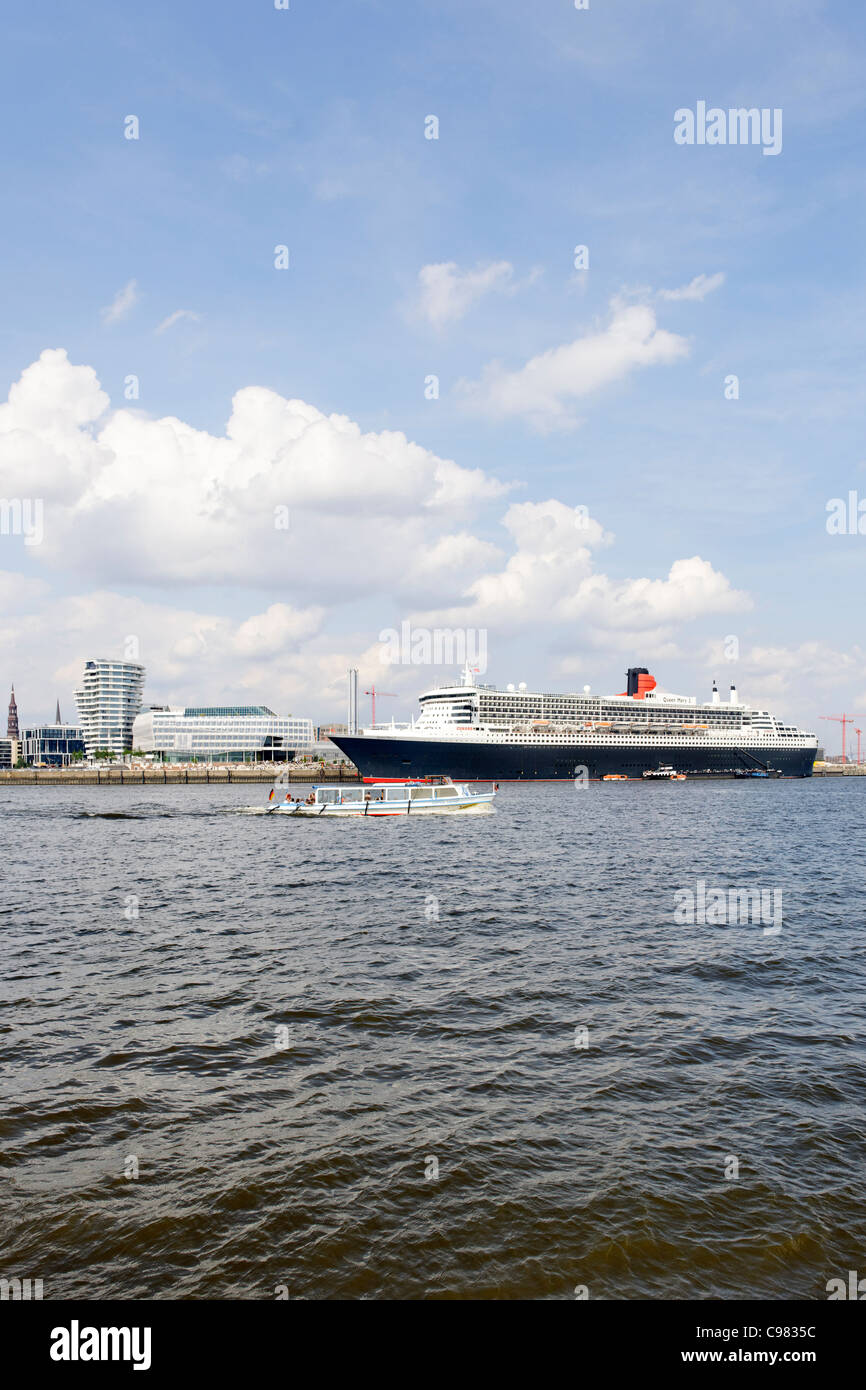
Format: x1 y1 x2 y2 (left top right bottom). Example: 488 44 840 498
22 704 85 766
131 705 314 763
0 738 19 769
75 660 145 758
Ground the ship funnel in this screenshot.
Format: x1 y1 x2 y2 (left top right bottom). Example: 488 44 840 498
622 667 656 699
712 680 720 705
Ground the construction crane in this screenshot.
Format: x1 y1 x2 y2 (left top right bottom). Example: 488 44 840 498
363 685 396 728
820 713 866 764
855 728 863 767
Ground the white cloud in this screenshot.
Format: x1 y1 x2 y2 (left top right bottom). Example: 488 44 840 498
698 639 866 739
458 300 690 430
0 349 510 597
100 280 138 325
0 570 49 608
574 556 750 631
413 500 748 643
0 350 758 726
415 260 515 328
3 582 335 716
704 638 864 702
155 309 200 334
233 603 325 657
658 272 725 302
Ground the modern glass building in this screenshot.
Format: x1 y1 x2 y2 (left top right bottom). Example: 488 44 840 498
22 723 85 766
131 705 314 763
74 660 146 757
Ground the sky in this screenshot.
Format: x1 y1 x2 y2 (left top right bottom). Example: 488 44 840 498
1 0 865 754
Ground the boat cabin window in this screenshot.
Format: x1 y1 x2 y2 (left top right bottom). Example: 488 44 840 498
365 787 385 800
385 786 408 800
317 788 339 804
433 786 458 798
410 786 432 800
339 789 363 802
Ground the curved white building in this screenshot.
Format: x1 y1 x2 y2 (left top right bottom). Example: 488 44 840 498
74 660 145 758
131 705 314 763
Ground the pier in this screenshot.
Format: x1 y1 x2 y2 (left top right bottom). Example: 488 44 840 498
0 764 361 786
812 762 866 776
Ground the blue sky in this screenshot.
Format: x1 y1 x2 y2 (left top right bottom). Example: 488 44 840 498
1 0 865 749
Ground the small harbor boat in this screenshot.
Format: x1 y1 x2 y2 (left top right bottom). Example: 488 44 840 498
268 775 496 817
602 773 629 781
643 765 687 781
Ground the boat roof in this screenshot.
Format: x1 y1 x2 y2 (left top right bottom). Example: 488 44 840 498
361 774 453 785
297 776 456 790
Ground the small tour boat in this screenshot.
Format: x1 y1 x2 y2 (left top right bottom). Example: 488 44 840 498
267 775 496 817
643 765 687 781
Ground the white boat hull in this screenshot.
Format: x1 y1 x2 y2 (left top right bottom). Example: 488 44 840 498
274 797 494 817
268 776 496 817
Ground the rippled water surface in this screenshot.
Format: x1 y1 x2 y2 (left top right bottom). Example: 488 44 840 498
1 779 864 1300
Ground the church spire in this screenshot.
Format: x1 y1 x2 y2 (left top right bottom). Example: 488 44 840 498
55 698 62 726
7 685 19 739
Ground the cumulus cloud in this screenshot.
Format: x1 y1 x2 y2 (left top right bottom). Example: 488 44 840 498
575 556 750 631
458 300 690 430
0 350 755 724
412 499 748 643
703 638 865 705
695 639 866 738
100 280 138 325
1 579 335 716
0 349 510 595
415 260 515 328
658 272 725 302
233 603 325 657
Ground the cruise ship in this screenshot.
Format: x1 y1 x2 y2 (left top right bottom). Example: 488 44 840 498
329 666 818 780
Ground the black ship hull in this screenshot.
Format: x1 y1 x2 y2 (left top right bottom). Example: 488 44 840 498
330 735 816 780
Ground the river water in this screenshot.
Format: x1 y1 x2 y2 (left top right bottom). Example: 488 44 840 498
1 778 863 1299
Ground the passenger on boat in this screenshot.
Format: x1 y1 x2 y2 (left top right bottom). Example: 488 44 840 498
305 793 315 805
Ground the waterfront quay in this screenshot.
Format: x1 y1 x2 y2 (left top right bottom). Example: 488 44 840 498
0 763 361 786
812 762 866 776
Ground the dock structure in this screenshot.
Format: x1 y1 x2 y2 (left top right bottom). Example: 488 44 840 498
812 762 866 776
0 763 361 786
